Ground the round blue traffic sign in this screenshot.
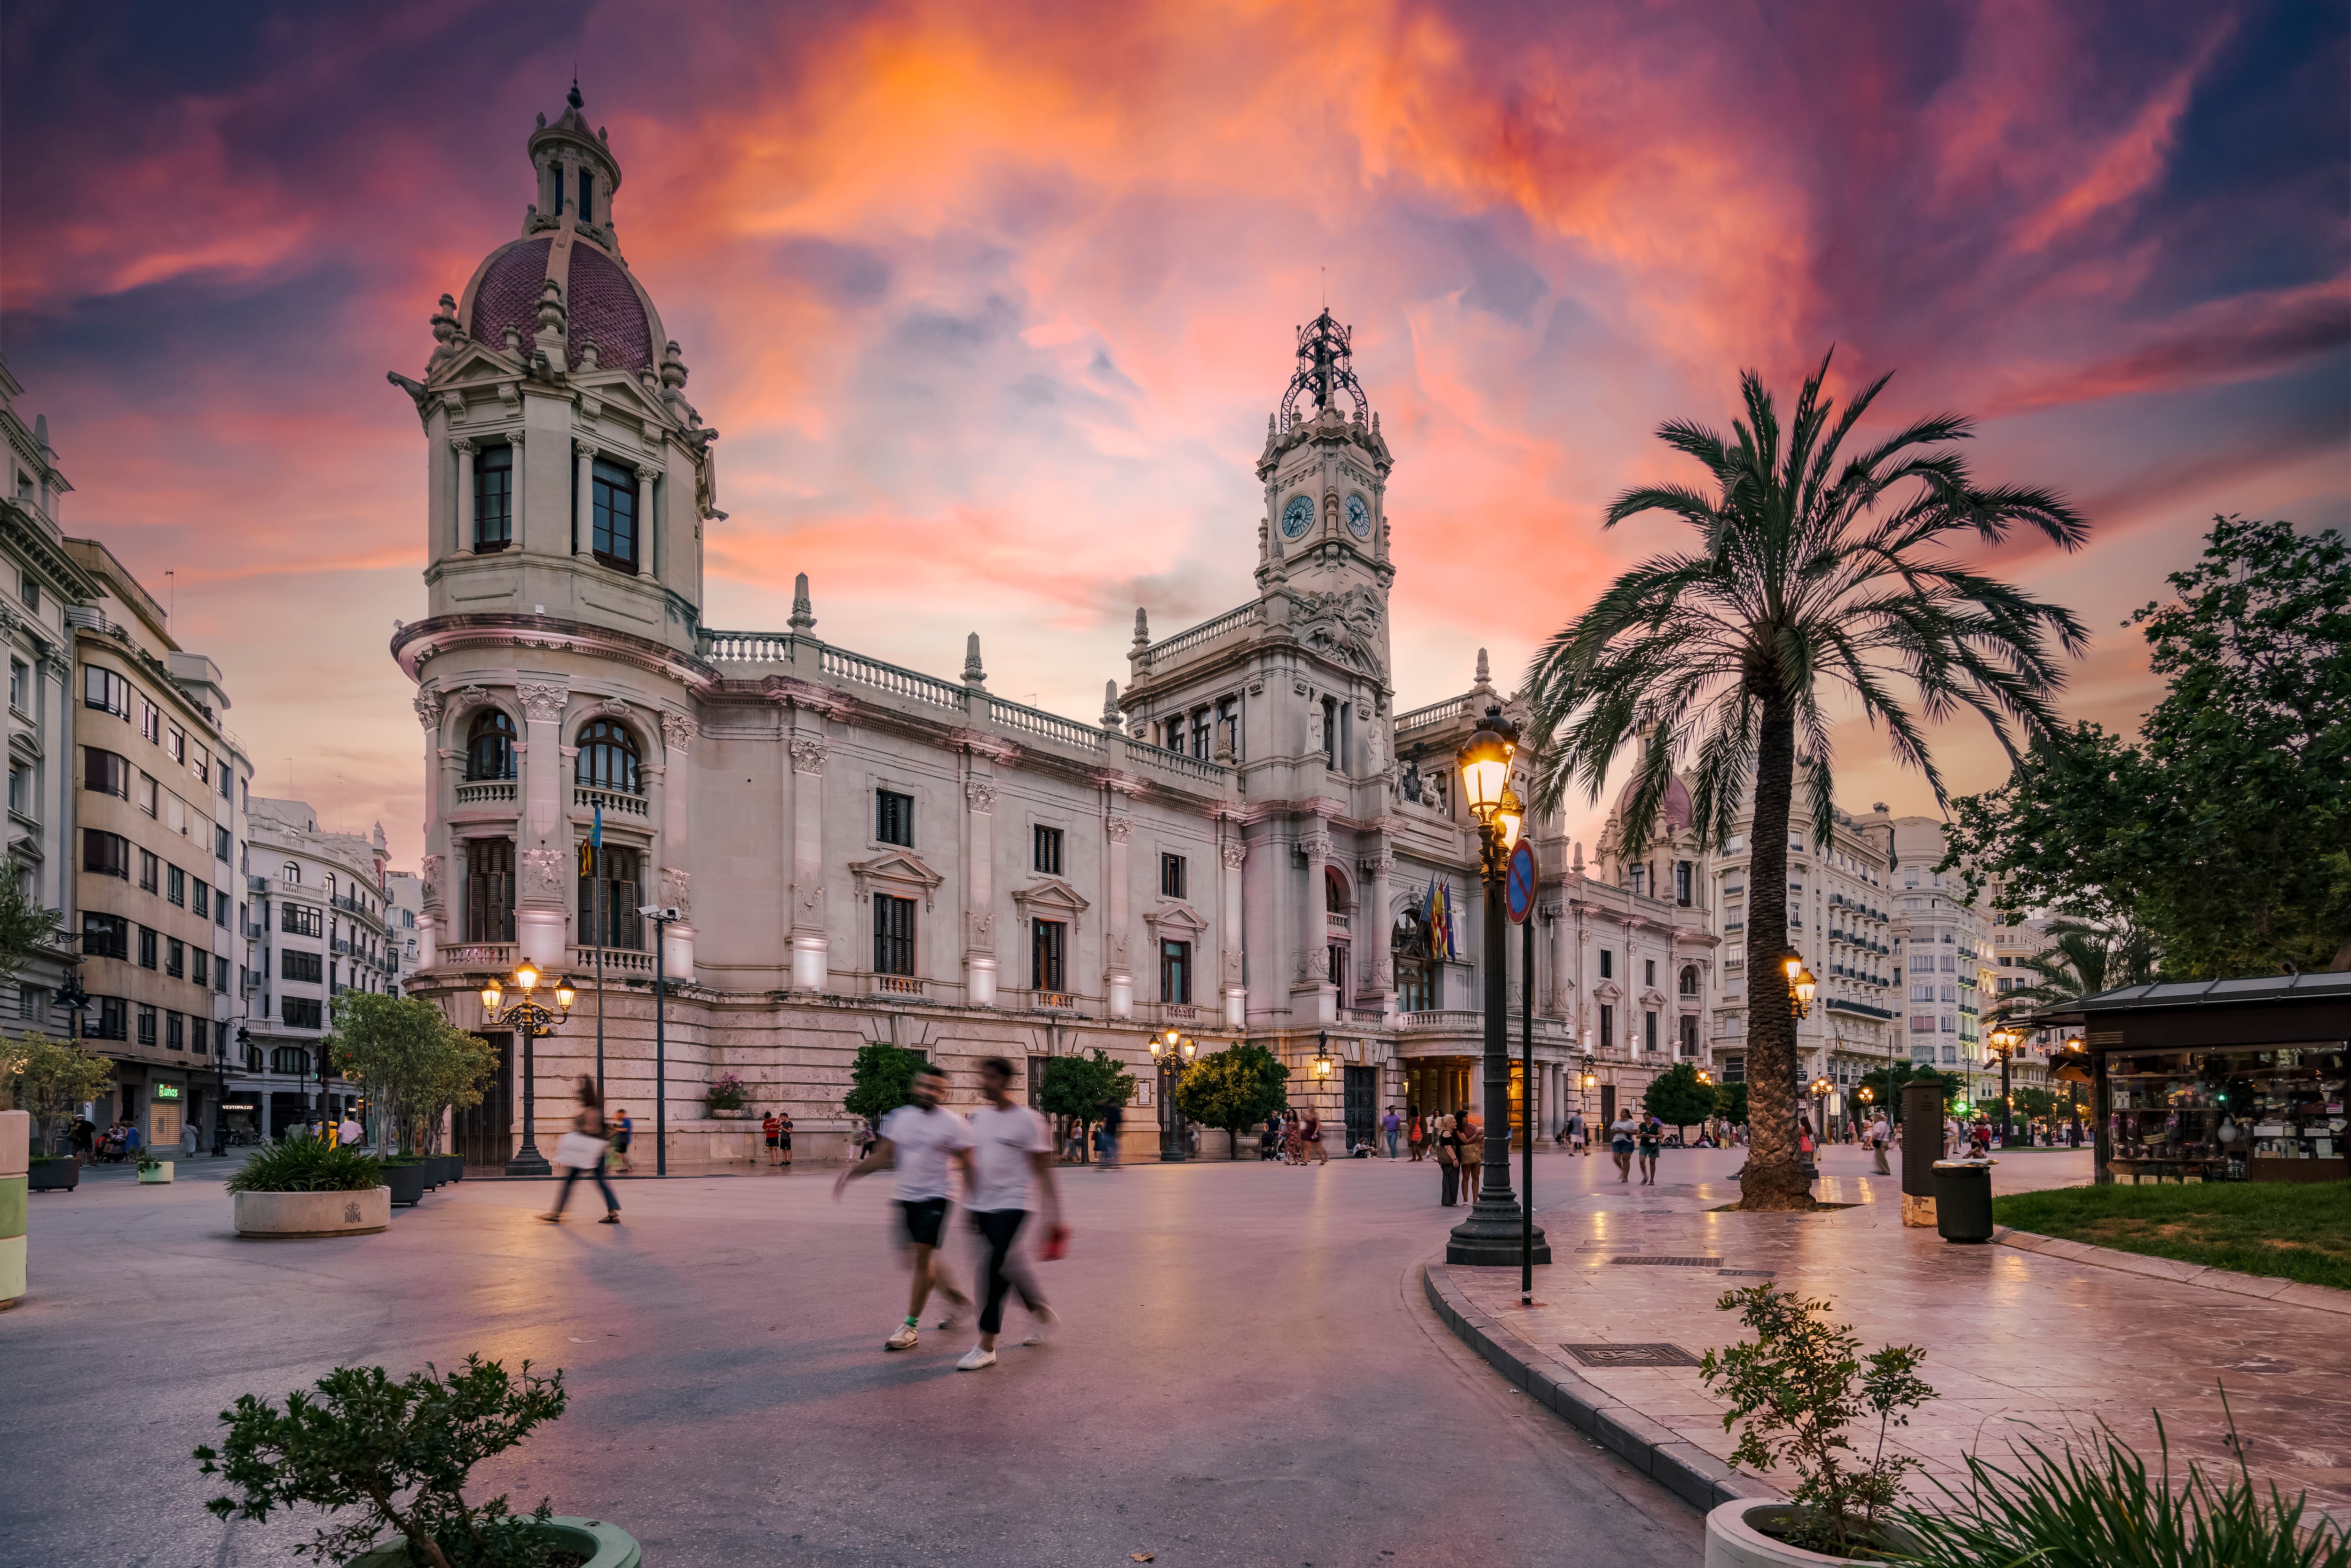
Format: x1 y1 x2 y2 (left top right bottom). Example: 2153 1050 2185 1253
1505 840 1538 923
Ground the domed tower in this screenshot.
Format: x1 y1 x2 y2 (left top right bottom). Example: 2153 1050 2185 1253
391 82 715 997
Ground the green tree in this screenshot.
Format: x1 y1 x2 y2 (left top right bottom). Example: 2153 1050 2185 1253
1642 1063 1716 1137
1946 518 2351 978
842 1042 925 1125
1034 1048 1136 1163
1857 1063 1959 1125
1713 1079 1749 1125
0 856 62 986
0 1033 115 1154
1172 1044 1289 1159
1526 353 2087 1208
330 993 494 1154
1993 920 2157 1019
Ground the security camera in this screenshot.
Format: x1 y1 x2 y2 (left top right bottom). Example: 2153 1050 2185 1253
637 906 681 922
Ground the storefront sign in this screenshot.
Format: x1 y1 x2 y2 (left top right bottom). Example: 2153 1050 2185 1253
153 1083 181 1100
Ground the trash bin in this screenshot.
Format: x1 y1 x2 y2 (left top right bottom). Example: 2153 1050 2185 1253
1932 1159 1996 1243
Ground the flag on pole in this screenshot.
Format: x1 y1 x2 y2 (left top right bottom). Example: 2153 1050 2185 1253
580 803 605 876
1426 875 1454 963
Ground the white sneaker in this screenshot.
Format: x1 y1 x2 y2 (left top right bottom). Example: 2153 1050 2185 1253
956 1346 997 1371
884 1323 918 1352
934 1308 963 1330
1022 1308 1057 1347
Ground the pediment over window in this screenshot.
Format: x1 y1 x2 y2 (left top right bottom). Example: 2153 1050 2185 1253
1144 898 1209 936
1012 876 1090 917
1592 979 1623 1004
850 850 946 909
1641 987 1668 1009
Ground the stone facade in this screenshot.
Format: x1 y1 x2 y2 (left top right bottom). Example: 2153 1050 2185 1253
392 91 1707 1166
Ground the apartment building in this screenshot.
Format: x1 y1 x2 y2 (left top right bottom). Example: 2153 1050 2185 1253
240 801 392 1135
1855 811 1996 1107
385 870 423 995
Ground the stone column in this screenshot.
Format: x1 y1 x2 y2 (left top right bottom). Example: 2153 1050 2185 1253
1103 798 1134 1020
508 430 525 552
788 730 828 989
574 441 595 558
413 689 447 968
452 439 476 554
1294 823 1335 1025
964 773 997 1008
1360 847 1395 1022
1220 838 1247 1030
636 464 660 581
658 712 696 976
514 683 570 969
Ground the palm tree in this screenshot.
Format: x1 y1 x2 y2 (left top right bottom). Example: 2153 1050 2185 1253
1524 352 2090 1210
1994 920 2159 1016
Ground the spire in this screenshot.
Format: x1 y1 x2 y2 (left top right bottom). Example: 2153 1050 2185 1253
1101 679 1123 730
962 632 986 688
1278 307 1369 429
1131 608 1150 650
789 572 816 633
1471 646 1495 698
568 76 584 112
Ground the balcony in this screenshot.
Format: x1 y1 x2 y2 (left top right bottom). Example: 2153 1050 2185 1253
455 780 517 807
574 784 649 818
435 942 516 970
1337 1007 1385 1026
1030 990 1081 1013
572 945 655 977
1399 1009 1483 1032
1827 998 1896 1020
1155 1002 1200 1025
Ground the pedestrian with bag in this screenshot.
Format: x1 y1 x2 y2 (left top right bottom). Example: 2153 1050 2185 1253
539 1077 621 1225
1608 1111 1637 1182
1459 1112 1485 1203
1867 1109 1892 1174
954 1057 1062 1371
835 1063 976 1352
1434 1112 1459 1205
1381 1106 1401 1159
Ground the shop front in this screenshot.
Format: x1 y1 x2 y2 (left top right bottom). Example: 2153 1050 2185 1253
2031 972 2350 1186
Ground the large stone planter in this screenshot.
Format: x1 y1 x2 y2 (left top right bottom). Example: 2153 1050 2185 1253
383 1163 429 1207
1704 1500 1920 1567
137 1161 174 1184
434 1154 465 1185
234 1187 391 1238
708 1106 752 1120
349 1516 638 1568
28 1159 78 1192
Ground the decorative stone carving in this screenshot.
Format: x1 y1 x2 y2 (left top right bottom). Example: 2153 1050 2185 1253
660 866 692 920
660 711 697 752
789 735 828 775
1361 852 1396 878
1104 814 1135 844
964 778 996 814
1366 956 1394 991
517 684 567 723
426 294 465 377
1223 947 1245 983
412 691 445 730
1291 948 1320 985
419 854 445 910
1106 933 1131 970
591 696 631 719
792 882 826 922
1221 841 1247 869
1300 833 1332 862
521 844 567 897
442 684 495 715
968 910 996 953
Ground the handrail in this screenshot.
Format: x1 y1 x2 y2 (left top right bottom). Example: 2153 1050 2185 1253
1395 695 1470 733
699 630 798 664
1139 601 1259 665
820 644 966 710
988 696 1107 753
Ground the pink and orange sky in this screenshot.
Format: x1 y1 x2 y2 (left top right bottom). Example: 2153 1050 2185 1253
5 0 2345 867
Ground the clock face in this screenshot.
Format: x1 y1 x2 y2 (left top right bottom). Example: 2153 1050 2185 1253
1280 494 1315 539
1345 494 1373 539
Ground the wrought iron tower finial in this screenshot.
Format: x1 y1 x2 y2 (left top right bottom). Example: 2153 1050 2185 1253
1278 307 1368 431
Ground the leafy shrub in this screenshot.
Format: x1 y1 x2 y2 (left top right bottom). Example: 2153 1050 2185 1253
197 1355 568 1568
842 1044 922 1123
1897 1404 2350 1568
226 1140 384 1194
1172 1044 1288 1158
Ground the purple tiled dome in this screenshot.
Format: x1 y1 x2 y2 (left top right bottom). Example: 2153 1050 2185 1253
467 238 553 350
462 235 656 371
1616 772 1694 832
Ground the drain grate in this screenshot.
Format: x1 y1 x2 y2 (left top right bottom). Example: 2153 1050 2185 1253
1561 1343 1704 1369
1717 1269 1776 1278
1608 1256 1723 1267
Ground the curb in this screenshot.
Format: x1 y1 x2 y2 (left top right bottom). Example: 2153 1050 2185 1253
1994 1228 2351 1316
1420 1264 1778 1512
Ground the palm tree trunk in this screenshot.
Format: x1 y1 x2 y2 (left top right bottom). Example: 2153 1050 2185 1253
1740 697 1813 1209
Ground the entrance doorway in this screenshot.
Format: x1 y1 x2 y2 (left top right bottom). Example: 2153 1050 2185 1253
1343 1065 1376 1152
1403 1057 1475 1115
1600 1084 1617 1127
454 1032 513 1166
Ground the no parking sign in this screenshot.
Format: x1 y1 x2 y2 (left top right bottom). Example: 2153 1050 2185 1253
1505 840 1538 923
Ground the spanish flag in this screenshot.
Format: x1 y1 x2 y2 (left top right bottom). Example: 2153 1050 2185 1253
1426 876 1455 963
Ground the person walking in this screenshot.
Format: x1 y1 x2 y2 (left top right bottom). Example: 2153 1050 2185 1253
1406 1109 1425 1162
539 1077 621 1225
610 1108 634 1174
1434 1112 1459 1205
1381 1107 1401 1160
1868 1109 1893 1174
836 1063 976 1351
762 1110 782 1166
336 1111 363 1150
1302 1107 1327 1165
1096 1097 1123 1170
778 1111 794 1170
1459 1112 1485 1203
955 1057 1062 1371
1637 1116 1662 1185
1565 1110 1586 1156
1608 1111 1637 1182
70 1115 95 1164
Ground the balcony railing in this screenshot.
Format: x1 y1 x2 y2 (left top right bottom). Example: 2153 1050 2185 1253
868 973 928 1000
1136 600 1260 667
1338 1007 1385 1026
572 945 655 977
700 629 799 664
1155 1002 1199 1025
455 780 517 807
574 784 649 818
1031 990 1080 1013
820 644 965 712
1399 1009 1482 1031
435 942 516 970
1394 695 1470 734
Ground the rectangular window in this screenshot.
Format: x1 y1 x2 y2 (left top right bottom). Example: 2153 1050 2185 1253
1629 866 1645 898
94 997 127 1040
139 850 158 891
284 997 323 1030
192 950 209 987
474 443 514 552
590 457 639 572
282 904 324 938
1910 1014 1936 1033
7 659 25 713
167 865 186 906
875 788 914 847
81 912 128 960
189 741 209 784
82 666 129 717
215 959 228 994
5 762 24 818
1675 862 1693 906
16 984 40 1021
1600 1004 1614 1053
137 773 157 817
136 1006 157 1046
165 938 185 979
83 830 131 880
18 575 33 612
1679 1014 1699 1056
1644 1010 1657 1052
139 699 160 743
166 1012 184 1051
1940 1016 1956 1033
1161 939 1192 1004
1599 949 1613 980
1033 825 1063 875
215 825 231 861
282 950 323 984
1644 959 1656 988
191 1019 209 1055
84 748 129 798
465 839 515 944
138 926 157 969
218 760 232 800
193 881 210 918
873 893 915 977
215 890 230 929
1031 918 1066 991
1160 852 1186 900
1911 984 1936 1002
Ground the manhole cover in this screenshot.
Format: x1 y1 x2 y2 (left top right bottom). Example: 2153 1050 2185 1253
1561 1343 1704 1368
1608 1256 1724 1267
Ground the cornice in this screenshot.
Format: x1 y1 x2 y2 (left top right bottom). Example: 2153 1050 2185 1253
393 612 714 691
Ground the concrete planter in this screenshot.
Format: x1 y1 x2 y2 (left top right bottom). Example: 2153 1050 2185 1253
348 1516 639 1568
234 1186 391 1238
708 1106 752 1119
383 1163 429 1207
28 1159 78 1192
1704 1500 1920 1567
137 1161 174 1184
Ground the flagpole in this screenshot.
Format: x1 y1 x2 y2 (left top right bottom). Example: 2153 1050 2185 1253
592 804 606 1101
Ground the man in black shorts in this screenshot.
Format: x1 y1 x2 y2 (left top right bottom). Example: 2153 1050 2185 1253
836 1064 975 1351
778 1111 793 1169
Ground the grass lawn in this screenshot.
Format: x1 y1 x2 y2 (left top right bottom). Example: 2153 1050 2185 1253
1992 1182 2351 1292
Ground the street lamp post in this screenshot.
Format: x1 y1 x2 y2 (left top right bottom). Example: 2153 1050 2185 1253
1987 1022 2021 1148
1445 707 1549 1267
1150 1029 1198 1161
1783 953 1819 1179
479 961 576 1177
641 905 684 1177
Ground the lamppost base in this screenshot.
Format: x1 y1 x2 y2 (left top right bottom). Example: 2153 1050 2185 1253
1444 1202 1551 1267
1158 1150 1190 1162
505 1148 552 1177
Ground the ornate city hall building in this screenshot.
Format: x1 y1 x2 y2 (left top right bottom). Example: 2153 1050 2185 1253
390 90 1709 1165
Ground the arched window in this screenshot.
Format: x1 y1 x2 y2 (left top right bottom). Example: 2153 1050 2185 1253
466 709 516 781
270 1047 311 1075
575 718 640 795
284 862 301 884
1325 867 1349 912
1680 964 1700 997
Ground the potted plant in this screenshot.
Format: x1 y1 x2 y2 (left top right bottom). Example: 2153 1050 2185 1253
197 1354 640 1568
1698 1282 1933 1563
706 1072 751 1119
328 994 497 1192
138 1152 174 1183
28 1154 78 1192
228 1140 390 1238
382 1156 430 1208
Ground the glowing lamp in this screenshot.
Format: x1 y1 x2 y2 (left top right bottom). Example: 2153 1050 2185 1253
1454 709 1517 827
554 976 577 1011
514 960 541 993
1494 784 1525 853
1793 967 1817 1008
481 978 503 1013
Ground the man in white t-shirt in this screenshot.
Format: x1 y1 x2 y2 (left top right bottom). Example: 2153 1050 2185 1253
336 1114 364 1150
1868 1112 1893 1174
955 1056 1063 1371
836 1064 976 1352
